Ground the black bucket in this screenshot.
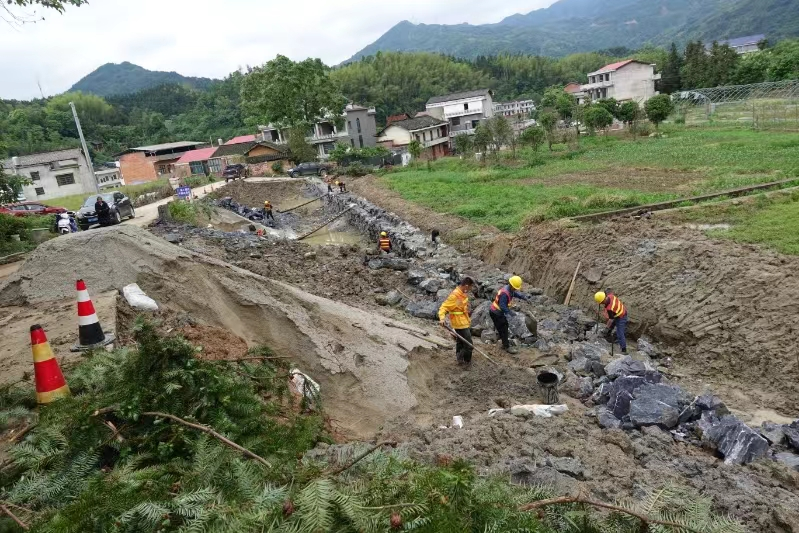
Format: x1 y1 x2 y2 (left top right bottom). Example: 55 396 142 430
537 371 560 405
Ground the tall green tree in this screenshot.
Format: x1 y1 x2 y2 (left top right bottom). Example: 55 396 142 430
661 43 683 94
287 127 317 163
453 133 474 156
538 112 557 151
707 42 740 87
488 116 513 158
681 41 709 89
584 105 613 135
242 55 346 129
519 125 545 152
644 94 674 129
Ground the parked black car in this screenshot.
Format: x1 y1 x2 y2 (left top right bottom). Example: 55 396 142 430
223 164 248 182
76 192 135 231
287 162 329 178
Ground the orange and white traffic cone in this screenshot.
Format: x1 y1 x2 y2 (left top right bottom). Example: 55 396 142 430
30 324 70 404
71 279 115 351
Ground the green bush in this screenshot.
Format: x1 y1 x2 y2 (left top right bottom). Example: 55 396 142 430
271 161 284 174
168 200 199 224
182 175 215 188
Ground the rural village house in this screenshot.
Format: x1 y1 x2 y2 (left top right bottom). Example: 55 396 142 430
116 141 204 184
425 89 494 147
3 148 96 201
579 60 661 104
376 115 449 159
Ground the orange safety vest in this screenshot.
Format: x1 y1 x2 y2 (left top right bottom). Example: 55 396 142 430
439 286 470 330
264 202 272 210
490 286 513 313
606 294 627 319
379 237 391 252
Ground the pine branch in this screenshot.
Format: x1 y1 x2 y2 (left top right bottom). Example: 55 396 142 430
329 441 397 476
140 411 272 468
221 356 292 363
0 503 29 530
519 496 703 533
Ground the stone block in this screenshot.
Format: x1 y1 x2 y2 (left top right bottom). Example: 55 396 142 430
699 412 770 465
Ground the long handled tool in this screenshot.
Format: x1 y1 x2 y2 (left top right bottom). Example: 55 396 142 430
441 325 499 366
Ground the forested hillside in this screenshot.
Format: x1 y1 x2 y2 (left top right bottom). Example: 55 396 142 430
346 0 799 61
2 39 797 165
70 62 216 97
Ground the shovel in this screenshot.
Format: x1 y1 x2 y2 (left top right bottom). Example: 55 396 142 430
440 324 499 366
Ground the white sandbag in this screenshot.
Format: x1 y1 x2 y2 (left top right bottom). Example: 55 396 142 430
510 404 569 418
289 368 321 400
122 283 159 311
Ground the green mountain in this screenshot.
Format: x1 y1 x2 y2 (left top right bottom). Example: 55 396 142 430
69 62 216 97
346 0 799 61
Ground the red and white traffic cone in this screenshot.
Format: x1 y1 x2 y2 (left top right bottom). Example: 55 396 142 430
30 324 70 404
71 279 115 351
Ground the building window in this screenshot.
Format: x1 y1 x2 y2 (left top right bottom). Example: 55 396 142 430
55 173 75 186
189 161 205 175
158 165 168 174
30 171 40 181
208 159 222 173
35 187 45 196
356 118 361 133
359 135 364 148
348 121 352 133
463 103 469 111
452 117 460 126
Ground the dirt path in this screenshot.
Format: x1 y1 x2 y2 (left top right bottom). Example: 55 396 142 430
125 180 228 227
0 261 22 280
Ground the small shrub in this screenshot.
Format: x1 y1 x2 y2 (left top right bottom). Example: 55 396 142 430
271 161 284 174
168 201 198 225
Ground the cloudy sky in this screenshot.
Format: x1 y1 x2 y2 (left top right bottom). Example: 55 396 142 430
0 0 557 100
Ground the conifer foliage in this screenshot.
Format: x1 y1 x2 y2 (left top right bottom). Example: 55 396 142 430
0 321 744 532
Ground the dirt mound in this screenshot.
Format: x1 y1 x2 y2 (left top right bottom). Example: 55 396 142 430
379 348 799 531
0 225 440 438
481 218 799 416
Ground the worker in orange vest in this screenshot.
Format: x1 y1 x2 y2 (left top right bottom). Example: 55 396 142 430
378 231 391 253
489 276 531 354
595 290 628 354
263 200 274 221
438 277 475 366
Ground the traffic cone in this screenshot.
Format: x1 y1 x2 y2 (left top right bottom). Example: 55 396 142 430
30 325 70 404
71 279 115 352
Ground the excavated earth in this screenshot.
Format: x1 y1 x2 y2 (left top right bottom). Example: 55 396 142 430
2 179 799 531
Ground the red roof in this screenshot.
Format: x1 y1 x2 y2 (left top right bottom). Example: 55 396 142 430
176 147 217 164
593 59 638 74
224 135 257 145
386 114 410 125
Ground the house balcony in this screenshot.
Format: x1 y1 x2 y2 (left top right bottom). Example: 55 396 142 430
423 137 449 148
449 124 476 137
581 80 614 91
307 130 349 144
444 108 483 119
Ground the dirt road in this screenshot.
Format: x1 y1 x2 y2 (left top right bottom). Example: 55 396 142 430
125 180 228 227
0 261 22 281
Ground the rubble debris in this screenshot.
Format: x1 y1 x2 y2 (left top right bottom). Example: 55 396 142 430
698 412 770 465
784 421 799 451
759 422 786 445
774 452 799 471
509 404 568 418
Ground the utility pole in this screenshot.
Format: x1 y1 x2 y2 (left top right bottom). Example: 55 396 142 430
70 101 100 194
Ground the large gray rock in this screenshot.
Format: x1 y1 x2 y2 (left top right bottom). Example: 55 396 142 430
636 336 659 358
629 397 680 428
508 312 534 340
605 355 655 378
634 383 693 411
405 301 439 320
759 422 786 445
469 301 492 336
545 456 591 480
774 452 799 471
699 412 770 465
679 394 729 424
595 406 622 429
783 421 799 451
419 278 442 294
385 291 402 306
407 270 427 285
605 374 662 419
569 342 609 362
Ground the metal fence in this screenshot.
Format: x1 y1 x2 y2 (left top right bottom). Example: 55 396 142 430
673 79 799 129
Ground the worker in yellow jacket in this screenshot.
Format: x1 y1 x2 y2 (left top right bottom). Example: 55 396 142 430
438 277 475 366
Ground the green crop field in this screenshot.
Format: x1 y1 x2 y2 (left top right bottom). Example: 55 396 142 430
383 127 799 231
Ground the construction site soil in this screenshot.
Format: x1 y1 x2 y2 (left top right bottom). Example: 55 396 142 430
2 179 799 531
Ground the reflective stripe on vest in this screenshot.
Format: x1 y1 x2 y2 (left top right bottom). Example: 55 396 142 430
490 286 512 312
379 238 391 251
606 295 626 317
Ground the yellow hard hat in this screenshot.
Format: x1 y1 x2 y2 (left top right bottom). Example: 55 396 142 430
509 276 522 290
380 231 387 237
594 291 606 304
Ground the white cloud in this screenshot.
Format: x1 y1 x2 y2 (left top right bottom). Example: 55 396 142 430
0 0 556 100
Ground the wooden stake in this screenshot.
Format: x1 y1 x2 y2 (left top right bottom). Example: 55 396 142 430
563 261 581 306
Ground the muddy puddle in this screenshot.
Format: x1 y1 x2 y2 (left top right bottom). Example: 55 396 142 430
302 228 364 246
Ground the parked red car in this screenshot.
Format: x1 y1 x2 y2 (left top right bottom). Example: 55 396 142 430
0 202 67 217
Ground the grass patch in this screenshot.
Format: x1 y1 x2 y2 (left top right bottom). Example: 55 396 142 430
0 213 55 255
385 127 799 231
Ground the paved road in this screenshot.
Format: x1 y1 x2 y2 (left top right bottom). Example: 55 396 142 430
125 180 229 227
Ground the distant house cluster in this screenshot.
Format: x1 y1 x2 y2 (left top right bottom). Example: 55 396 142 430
710 34 766 55
494 99 536 117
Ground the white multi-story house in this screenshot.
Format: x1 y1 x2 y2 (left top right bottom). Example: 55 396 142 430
259 104 378 159
425 89 494 144
580 60 661 103
494 100 536 118
95 167 124 190
3 148 96 201
376 115 450 159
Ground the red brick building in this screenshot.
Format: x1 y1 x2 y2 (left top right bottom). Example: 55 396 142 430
116 141 204 184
